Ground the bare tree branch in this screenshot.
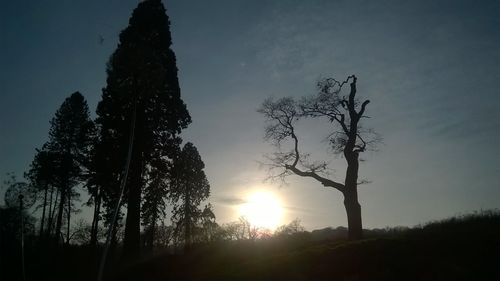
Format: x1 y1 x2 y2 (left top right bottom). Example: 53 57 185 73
357 179 372 185
258 97 345 192
358 99 370 118
285 165 345 192
334 114 349 134
354 133 367 153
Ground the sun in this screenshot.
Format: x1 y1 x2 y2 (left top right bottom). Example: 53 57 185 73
239 190 284 230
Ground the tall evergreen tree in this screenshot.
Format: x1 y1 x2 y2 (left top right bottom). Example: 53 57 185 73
87 124 126 248
95 0 191 258
169 143 210 248
46 92 94 245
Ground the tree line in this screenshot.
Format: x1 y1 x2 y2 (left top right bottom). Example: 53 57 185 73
2 0 379 279
1 0 212 261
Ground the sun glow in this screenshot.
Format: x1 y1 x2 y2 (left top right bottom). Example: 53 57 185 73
239 190 284 230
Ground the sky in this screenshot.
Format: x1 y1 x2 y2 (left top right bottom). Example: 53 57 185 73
1 0 499 230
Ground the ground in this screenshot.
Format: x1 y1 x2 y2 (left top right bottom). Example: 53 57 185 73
113 211 500 281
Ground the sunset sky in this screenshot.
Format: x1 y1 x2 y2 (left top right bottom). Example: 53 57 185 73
1 0 499 230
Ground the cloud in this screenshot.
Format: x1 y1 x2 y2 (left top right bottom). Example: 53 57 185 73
216 196 314 215
283 205 315 214
216 195 246 206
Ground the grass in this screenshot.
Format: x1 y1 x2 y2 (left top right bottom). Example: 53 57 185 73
113 210 500 280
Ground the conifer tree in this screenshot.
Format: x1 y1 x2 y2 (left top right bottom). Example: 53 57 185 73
95 0 190 258
46 92 94 245
169 143 210 248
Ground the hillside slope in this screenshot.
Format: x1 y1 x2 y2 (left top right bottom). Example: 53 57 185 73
115 211 500 280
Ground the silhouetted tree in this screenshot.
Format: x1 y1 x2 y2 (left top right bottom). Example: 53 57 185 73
46 92 94 245
218 222 243 241
46 183 59 238
84 128 106 247
198 204 218 243
170 143 210 248
259 75 379 240
141 162 169 251
274 219 306 237
238 216 259 240
153 223 173 248
25 147 57 239
67 218 105 245
95 0 190 258
86 128 124 247
215 217 259 241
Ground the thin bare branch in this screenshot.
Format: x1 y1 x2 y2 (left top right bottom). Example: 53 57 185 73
358 99 370 118
354 133 367 153
334 114 349 134
357 179 372 185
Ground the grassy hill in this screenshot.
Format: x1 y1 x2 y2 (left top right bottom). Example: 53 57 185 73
114 210 500 281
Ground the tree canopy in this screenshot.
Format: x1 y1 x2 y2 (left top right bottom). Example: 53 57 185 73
94 0 191 257
169 142 210 247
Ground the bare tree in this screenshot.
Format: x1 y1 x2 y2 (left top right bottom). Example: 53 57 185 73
274 218 306 237
258 75 379 240
216 217 260 241
238 217 260 241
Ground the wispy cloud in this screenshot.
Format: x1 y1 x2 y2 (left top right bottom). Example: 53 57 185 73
283 205 315 215
216 195 246 206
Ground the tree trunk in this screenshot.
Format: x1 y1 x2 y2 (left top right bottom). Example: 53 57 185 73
90 188 101 246
123 105 142 260
148 221 156 251
184 188 191 249
47 188 58 238
47 187 54 232
123 152 142 259
344 150 363 240
55 187 67 245
344 191 362 240
66 190 71 245
39 183 49 238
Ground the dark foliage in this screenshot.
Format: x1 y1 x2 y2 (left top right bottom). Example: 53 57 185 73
45 92 94 245
169 142 210 247
25 147 59 238
94 0 190 258
0 205 37 281
2 207 498 280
